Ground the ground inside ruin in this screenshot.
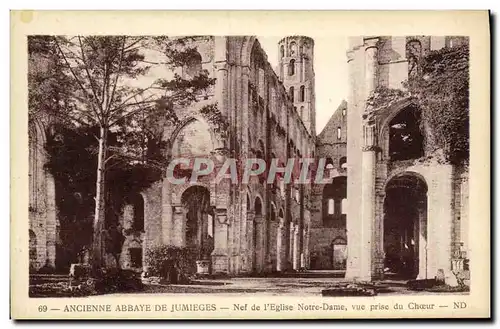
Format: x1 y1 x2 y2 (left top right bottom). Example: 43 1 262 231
29 270 469 297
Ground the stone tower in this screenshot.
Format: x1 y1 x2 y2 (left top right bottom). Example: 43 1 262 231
278 36 316 137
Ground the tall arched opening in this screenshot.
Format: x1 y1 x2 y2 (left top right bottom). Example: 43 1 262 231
253 197 263 273
383 174 427 279
181 186 214 263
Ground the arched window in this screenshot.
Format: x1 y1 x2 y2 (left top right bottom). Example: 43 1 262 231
328 199 335 215
339 156 347 170
300 106 304 118
280 45 285 58
289 42 297 56
341 198 348 215
299 85 305 102
288 59 295 76
254 197 262 216
322 177 347 226
325 157 335 170
182 51 202 79
126 193 144 232
389 104 424 161
337 127 342 140
289 86 294 102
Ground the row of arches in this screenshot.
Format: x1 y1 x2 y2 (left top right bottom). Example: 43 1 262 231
289 85 306 102
280 40 309 58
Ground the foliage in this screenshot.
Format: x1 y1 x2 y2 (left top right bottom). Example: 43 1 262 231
365 41 469 164
28 35 218 271
145 245 198 279
408 41 470 164
199 102 229 138
366 86 410 111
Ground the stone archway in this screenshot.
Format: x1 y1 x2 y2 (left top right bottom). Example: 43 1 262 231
383 174 428 280
276 208 285 272
331 237 347 270
181 186 214 263
252 196 263 273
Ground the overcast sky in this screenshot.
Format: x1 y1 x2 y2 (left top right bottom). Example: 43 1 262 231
258 36 349 133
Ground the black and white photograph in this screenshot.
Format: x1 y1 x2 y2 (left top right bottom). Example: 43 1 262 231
11 10 490 319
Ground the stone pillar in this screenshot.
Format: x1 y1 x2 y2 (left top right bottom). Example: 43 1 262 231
172 205 186 247
276 218 284 271
417 201 429 279
212 208 229 273
254 213 263 273
427 166 454 282
364 38 379 97
345 49 362 280
293 225 300 270
45 172 57 268
289 222 295 266
215 61 229 117
360 143 377 281
354 38 379 281
161 180 173 245
246 211 255 273
300 228 306 268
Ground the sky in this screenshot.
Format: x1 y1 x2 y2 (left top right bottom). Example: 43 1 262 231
258 36 349 133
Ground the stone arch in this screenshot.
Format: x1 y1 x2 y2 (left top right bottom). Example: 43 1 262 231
383 172 428 279
172 182 213 206
181 185 214 262
241 36 258 67
378 97 420 159
168 116 218 158
331 236 347 270
288 59 296 76
182 50 203 79
322 176 347 225
124 193 145 232
269 202 277 221
387 104 424 161
254 196 263 216
339 156 347 170
289 41 297 56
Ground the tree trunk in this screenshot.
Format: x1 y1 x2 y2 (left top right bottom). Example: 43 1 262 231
91 125 108 274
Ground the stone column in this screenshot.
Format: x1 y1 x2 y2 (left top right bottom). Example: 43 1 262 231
417 201 428 279
45 172 57 268
345 49 362 280
427 166 455 283
212 208 229 273
172 205 186 247
289 222 295 266
215 62 229 117
293 225 300 270
355 38 379 281
276 218 284 271
360 140 377 281
246 211 255 273
161 180 173 245
364 38 379 97
254 213 263 273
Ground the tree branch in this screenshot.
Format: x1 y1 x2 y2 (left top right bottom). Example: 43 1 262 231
106 36 127 116
78 36 103 112
53 37 103 125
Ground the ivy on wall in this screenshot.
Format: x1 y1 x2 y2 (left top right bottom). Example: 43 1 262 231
366 40 469 165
